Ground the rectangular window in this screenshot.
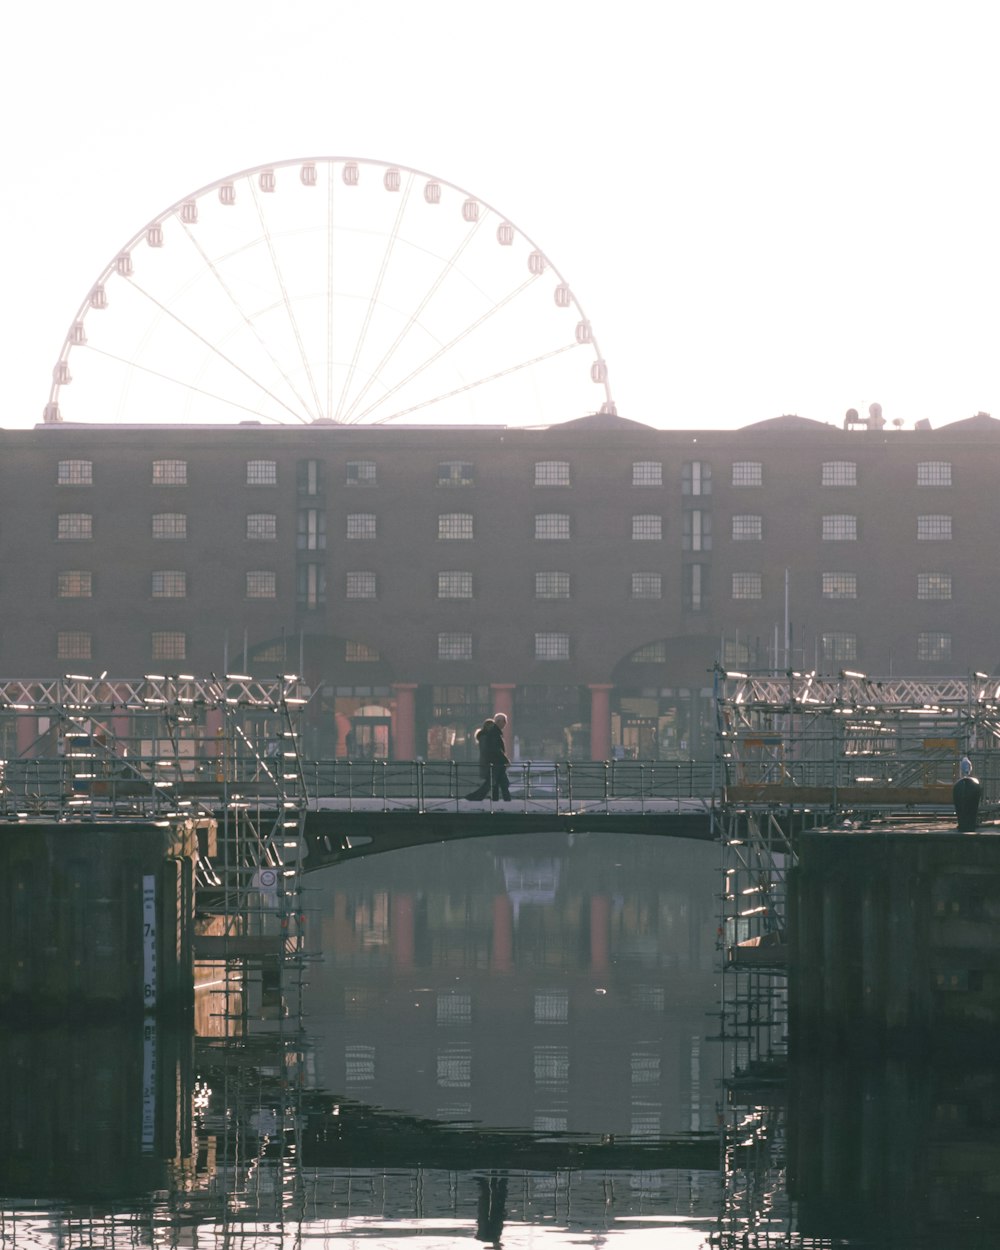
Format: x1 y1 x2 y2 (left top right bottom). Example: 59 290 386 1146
297 508 326 550
631 572 662 599
347 459 376 486
732 514 762 541
57 460 93 485
57 630 91 660
631 514 662 540
152 459 187 485
246 513 277 541
822 461 857 486
297 563 326 608
58 571 92 598
823 572 858 599
917 631 952 661
438 632 473 660
438 460 475 487
438 571 473 599
723 639 751 667
684 562 705 611
57 513 93 540
631 641 667 662
683 509 712 550
346 571 377 599
821 632 858 663
151 570 186 598
151 630 186 661
152 512 186 540
918 514 952 540
632 461 662 486
917 461 952 486
346 640 380 662
297 459 322 495
917 573 952 600
438 512 473 540
534 460 570 486
682 460 711 496
732 461 762 487
535 632 570 660
732 572 762 599
246 459 277 486
534 513 570 540
535 571 570 599
246 570 277 599
822 514 857 541
347 513 377 540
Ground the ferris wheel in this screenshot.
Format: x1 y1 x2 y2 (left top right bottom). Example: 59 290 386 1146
44 157 615 427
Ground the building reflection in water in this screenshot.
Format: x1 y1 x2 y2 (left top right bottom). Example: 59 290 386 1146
2 830 997 1245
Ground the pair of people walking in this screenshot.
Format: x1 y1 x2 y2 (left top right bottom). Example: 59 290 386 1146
465 712 511 802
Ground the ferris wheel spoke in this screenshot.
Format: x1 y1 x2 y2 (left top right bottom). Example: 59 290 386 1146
370 341 583 424
82 344 295 423
128 281 312 422
351 274 539 423
333 171 415 424
326 170 336 421
339 215 485 424
179 219 321 421
249 178 324 422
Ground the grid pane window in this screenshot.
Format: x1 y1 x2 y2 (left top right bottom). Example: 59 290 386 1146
247 513 277 541
682 461 712 495
917 461 952 486
438 632 473 660
535 572 571 599
822 514 857 541
917 515 952 540
732 514 762 541
297 563 326 608
535 514 570 540
823 572 858 599
632 461 662 486
348 513 378 540
631 641 667 662
57 460 93 485
152 570 186 598
151 631 186 660
821 632 857 663
297 509 326 550
917 573 952 600
822 461 857 486
732 572 762 599
632 515 662 541
246 570 277 599
152 460 187 485
346 640 380 661
438 461 475 486
347 460 376 486
57 513 93 540
534 460 570 486
683 509 712 550
631 573 662 599
732 461 762 487
346 571 377 599
58 571 92 598
535 632 570 660
57 631 91 660
438 513 473 540
152 513 186 540
438 571 473 599
246 459 277 485
917 631 952 661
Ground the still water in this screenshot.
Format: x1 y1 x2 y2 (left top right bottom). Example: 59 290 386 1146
2 830 999 1247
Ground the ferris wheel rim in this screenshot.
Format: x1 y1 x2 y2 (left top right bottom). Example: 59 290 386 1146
46 155 615 424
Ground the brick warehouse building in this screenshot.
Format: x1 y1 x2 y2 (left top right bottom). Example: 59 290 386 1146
2 408 998 762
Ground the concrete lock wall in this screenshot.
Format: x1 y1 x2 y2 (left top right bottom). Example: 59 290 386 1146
789 830 1000 1054
0 821 196 1019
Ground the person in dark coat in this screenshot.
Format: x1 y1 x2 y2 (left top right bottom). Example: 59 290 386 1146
465 713 511 801
953 755 981 832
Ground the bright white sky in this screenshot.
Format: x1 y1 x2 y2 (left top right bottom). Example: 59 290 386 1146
3 0 999 431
